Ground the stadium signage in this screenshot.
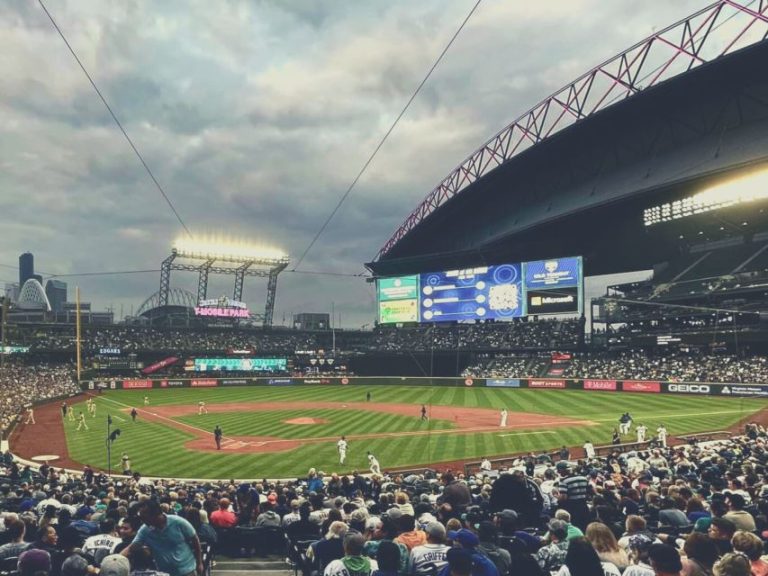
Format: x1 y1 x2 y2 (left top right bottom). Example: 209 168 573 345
487 379 521 388
529 379 566 388
267 378 293 386
99 348 121 355
160 380 185 387
198 297 247 309
303 378 331 384
194 307 249 318
221 379 249 386
622 381 661 393
719 385 768 397
122 379 153 389
583 380 617 391
191 379 218 387
526 288 579 314
668 384 710 394
464 378 474 387
524 257 580 288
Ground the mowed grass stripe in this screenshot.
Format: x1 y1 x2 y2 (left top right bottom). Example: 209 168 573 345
63 387 767 478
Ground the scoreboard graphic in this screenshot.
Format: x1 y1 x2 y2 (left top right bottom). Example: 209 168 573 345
377 256 582 324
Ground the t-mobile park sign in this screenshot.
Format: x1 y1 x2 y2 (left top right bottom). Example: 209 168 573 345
195 306 250 318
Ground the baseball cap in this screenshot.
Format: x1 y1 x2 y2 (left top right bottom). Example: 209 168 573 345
447 528 480 548
556 461 569 471
61 554 89 576
384 507 403 521
18 549 51 575
99 554 130 576
628 534 654 553
495 509 518 522
426 522 446 539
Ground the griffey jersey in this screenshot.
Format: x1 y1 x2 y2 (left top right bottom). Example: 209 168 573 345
410 543 450 575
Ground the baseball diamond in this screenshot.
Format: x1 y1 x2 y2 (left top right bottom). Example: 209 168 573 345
10 384 767 479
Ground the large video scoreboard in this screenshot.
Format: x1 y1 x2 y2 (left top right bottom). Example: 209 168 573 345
377 256 582 324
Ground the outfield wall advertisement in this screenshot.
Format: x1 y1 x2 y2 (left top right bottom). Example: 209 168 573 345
92 376 768 397
376 256 583 324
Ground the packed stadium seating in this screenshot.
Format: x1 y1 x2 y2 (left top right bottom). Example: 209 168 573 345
0 424 765 576
462 351 768 383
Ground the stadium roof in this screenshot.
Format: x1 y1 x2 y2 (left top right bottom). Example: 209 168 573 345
370 1 768 277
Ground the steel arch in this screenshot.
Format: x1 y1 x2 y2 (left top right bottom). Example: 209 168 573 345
376 0 768 261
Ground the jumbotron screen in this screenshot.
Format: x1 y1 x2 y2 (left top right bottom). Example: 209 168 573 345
377 256 582 324
193 358 287 372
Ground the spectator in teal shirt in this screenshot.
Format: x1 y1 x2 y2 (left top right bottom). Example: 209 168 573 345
121 499 203 576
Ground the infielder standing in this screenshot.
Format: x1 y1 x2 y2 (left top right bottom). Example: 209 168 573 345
500 409 508 428
636 423 648 443
656 424 668 448
367 451 381 475
337 436 348 465
24 407 35 425
198 401 208 415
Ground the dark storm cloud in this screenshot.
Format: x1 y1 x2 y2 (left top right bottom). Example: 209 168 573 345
0 0 714 325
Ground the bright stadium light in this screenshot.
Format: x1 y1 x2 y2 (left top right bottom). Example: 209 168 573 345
644 167 768 226
173 237 288 262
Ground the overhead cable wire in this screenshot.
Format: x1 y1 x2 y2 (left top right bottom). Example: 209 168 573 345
293 0 484 270
37 0 193 238
43 267 367 279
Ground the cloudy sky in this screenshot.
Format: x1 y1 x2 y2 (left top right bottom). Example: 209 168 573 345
1 0 719 327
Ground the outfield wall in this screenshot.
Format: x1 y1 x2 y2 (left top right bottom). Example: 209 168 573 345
83 377 768 398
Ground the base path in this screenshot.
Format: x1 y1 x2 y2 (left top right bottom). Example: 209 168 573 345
134 401 593 454
10 396 85 470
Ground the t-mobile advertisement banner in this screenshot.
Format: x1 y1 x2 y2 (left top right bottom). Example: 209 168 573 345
142 357 179 375
583 380 617 391
529 380 566 388
622 381 661 393
486 379 521 388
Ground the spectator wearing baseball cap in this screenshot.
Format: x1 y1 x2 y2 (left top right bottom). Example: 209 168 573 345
623 534 654 576
18 549 52 576
493 509 541 553
99 554 130 576
537 519 570 573
410 522 450 576
443 529 498 576
476 522 511 576
708 518 736 557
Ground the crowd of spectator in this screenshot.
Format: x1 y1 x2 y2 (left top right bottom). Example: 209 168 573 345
5 319 582 357
0 364 79 432
371 320 581 352
2 428 768 576
462 351 768 383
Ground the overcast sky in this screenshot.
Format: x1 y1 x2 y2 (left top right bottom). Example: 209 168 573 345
1 0 718 327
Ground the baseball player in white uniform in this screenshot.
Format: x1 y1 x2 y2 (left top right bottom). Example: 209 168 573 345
337 436 348 465
367 451 381 475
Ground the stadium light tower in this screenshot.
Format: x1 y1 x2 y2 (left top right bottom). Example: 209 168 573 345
157 236 290 327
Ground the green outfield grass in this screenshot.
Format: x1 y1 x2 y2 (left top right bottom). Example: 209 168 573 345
60 385 767 479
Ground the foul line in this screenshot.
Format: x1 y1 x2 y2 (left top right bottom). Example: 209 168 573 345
498 431 556 437
88 394 224 442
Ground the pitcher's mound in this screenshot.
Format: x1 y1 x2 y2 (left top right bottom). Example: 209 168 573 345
285 417 328 425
